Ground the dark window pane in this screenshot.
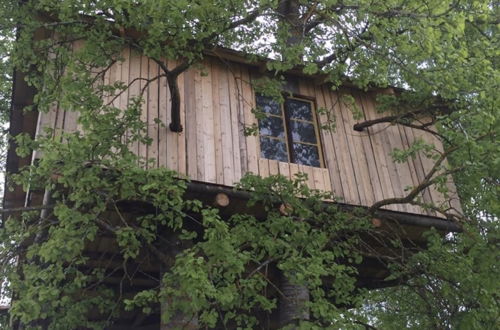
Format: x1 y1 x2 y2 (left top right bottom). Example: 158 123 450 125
259 116 286 138
256 95 281 115
260 136 288 162
286 99 313 121
292 143 320 167
290 120 317 143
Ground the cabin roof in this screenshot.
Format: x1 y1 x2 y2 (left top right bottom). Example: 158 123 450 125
205 46 404 95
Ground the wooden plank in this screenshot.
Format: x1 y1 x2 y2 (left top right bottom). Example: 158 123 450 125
111 49 124 146
313 167 325 192
139 55 149 166
54 103 65 139
268 159 279 176
225 63 242 182
398 125 429 215
388 122 420 214
115 48 130 152
233 65 247 177
176 63 187 176
63 105 78 134
60 43 98 135
128 51 142 159
353 91 384 205
217 62 235 185
118 47 129 115
33 101 58 160
376 110 424 215
278 161 290 179
338 92 374 206
362 93 407 212
411 127 443 212
147 58 159 167
113 53 123 110
241 68 259 174
402 126 435 216
211 61 224 184
201 60 216 183
259 158 270 178
315 85 344 198
298 78 315 98
322 169 333 194
40 103 58 138
300 165 315 190
54 41 66 138
193 66 205 181
328 89 361 204
359 93 400 212
184 68 198 180
289 163 299 182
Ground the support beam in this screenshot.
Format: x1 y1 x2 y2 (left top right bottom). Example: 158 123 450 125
214 192 230 207
185 181 462 233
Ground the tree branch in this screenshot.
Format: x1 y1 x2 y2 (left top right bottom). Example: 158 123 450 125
0 204 55 214
368 146 460 214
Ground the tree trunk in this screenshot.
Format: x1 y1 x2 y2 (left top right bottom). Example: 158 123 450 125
279 273 310 328
160 232 198 330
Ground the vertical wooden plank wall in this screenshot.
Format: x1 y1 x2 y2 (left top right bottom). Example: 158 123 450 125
34 52 461 218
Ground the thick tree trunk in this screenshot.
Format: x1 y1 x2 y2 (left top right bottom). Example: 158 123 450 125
278 0 302 47
160 307 199 330
159 232 198 330
279 273 310 328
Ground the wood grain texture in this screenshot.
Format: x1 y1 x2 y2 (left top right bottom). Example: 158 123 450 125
35 50 461 218
184 68 198 179
315 85 344 198
158 62 168 169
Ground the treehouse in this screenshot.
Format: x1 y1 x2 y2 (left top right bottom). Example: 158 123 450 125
9 47 462 218
5 44 463 328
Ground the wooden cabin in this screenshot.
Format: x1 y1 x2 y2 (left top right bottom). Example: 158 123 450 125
5 45 462 328
27 47 461 216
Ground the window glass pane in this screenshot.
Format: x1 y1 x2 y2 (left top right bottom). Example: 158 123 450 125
286 99 313 121
260 136 288 162
259 116 286 138
290 120 317 144
292 143 320 167
256 95 281 115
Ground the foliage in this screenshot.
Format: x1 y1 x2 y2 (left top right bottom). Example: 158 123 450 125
1 100 374 327
360 220 499 330
0 0 498 329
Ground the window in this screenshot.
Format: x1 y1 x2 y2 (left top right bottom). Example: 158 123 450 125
256 95 323 167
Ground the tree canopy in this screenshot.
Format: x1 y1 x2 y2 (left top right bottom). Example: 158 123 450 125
0 0 498 329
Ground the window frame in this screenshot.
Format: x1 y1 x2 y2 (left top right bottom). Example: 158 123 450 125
257 93 325 168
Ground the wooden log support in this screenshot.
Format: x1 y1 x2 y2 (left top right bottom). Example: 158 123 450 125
372 218 383 228
213 192 230 207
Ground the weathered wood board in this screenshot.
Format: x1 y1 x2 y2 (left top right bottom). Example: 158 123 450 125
35 51 461 218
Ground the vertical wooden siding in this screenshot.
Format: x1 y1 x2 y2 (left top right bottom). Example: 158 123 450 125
35 51 461 217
